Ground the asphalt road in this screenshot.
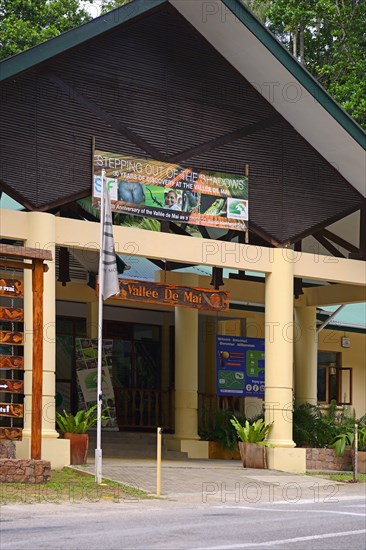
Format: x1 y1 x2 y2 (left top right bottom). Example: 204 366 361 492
1 493 365 549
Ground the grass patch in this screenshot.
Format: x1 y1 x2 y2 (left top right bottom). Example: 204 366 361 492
0 467 150 504
307 471 366 483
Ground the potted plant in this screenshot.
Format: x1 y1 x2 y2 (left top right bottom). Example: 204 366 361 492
230 416 273 469
331 424 366 473
56 404 106 465
200 409 243 459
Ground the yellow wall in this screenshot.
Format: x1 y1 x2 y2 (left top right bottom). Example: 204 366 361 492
318 329 366 418
206 314 365 419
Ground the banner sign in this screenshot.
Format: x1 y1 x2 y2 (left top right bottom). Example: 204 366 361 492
0 307 24 322
0 355 24 370
0 403 23 418
0 332 24 346
216 336 265 397
0 278 23 297
93 151 248 231
99 278 230 312
0 379 23 394
0 427 22 441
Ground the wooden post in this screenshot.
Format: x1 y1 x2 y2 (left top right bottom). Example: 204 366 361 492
156 427 162 496
360 200 366 261
31 259 44 460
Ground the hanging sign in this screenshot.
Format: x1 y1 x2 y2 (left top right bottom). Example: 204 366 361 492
0 379 23 394
0 355 24 370
0 403 23 418
0 332 24 345
0 307 24 322
216 336 265 397
98 278 230 311
93 151 249 231
0 427 22 441
0 278 23 297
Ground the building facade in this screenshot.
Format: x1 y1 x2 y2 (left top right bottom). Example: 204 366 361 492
0 0 365 471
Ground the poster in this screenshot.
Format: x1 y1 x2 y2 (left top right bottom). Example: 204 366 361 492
216 336 265 397
75 338 118 430
77 367 114 403
93 151 249 231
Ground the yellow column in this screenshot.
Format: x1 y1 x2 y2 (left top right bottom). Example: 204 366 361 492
86 301 99 338
16 212 70 468
264 248 295 448
204 317 216 395
294 306 318 406
174 305 199 440
161 312 171 426
245 316 264 420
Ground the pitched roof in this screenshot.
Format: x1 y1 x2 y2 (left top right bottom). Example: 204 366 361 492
1 0 364 204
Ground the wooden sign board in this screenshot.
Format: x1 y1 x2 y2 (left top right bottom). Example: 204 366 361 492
0 307 24 322
0 427 22 441
0 278 23 297
0 379 23 394
99 278 230 312
0 403 23 418
0 355 24 370
0 331 24 345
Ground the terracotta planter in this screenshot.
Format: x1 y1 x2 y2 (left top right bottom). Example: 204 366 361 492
208 441 240 460
238 442 267 469
355 450 366 474
64 433 89 465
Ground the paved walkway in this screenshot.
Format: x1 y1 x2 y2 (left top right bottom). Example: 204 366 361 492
74 459 366 504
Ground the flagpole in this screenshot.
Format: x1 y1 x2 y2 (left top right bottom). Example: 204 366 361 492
95 169 105 484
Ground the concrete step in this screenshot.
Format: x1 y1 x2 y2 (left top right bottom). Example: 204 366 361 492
86 432 188 460
88 431 160 443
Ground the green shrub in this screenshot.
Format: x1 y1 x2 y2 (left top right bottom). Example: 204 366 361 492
200 409 245 451
56 404 107 434
331 425 366 456
293 402 356 449
230 416 273 445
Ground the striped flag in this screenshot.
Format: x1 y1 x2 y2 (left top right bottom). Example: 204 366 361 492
101 183 120 300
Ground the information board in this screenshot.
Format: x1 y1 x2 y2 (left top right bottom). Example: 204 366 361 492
216 336 265 397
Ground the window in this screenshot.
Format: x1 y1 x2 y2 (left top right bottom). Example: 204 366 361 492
317 351 352 405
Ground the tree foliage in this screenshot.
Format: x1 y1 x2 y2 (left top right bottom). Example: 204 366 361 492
98 0 130 15
0 0 93 60
245 0 366 128
0 1 133 61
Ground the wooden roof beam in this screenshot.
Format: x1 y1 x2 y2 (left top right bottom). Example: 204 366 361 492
313 233 346 258
46 73 164 160
168 114 281 164
320 228 359 255
0 244 52 261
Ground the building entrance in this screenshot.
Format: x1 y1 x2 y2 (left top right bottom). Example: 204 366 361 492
56 315 174 431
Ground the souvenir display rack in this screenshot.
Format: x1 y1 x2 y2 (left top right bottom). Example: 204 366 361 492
0 244 52 459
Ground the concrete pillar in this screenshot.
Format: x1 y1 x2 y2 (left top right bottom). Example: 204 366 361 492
161 312 171 426
86 301 99 338
174 305 199 440
264 248 295 448
294 306 318 406
203 317 216 395
16 212 69 468
245 317 264 420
